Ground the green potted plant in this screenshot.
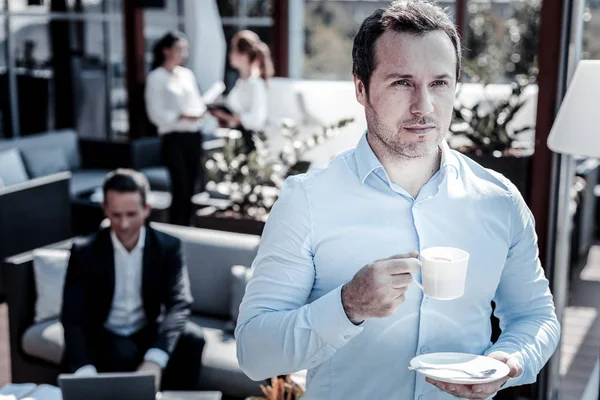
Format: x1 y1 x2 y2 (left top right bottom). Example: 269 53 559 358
197 117 354 235
449 78 535 200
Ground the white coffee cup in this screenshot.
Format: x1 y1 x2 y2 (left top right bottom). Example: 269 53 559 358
412 247 470 300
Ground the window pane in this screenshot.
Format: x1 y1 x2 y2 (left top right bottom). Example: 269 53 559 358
303 1 369 80
11 16 54 136
582 0 600 59
217 0 238 17
77 20 108 139
247 0 271 17
7 0 107 13
463 0 540 83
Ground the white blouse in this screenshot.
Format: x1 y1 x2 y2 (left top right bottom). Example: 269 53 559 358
145 66 207 134
225 76 268 132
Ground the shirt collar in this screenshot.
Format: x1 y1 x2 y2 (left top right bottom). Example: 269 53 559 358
110 226 146 254
355 132 460 184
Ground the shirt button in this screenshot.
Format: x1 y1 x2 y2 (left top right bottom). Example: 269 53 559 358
343 335 352 340
418 396 424 400
421 347 429 354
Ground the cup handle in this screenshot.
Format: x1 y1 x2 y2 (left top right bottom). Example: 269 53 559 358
411 272 423 291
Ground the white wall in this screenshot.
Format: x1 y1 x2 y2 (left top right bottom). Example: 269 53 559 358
183 0 226 93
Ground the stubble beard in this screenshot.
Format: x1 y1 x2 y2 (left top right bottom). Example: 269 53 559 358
365 101 444 160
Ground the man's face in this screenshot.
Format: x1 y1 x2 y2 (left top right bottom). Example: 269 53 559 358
102 190 150 245
354 30 457 159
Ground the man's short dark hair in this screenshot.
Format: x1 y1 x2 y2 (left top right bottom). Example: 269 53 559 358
352 0 461 93
103 169 150 206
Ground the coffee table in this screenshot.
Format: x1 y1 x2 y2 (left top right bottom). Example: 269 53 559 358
159 391 222 400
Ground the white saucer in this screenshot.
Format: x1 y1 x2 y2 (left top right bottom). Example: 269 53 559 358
409 352 510 384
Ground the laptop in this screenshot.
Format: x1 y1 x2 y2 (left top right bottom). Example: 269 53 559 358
58 372 156 400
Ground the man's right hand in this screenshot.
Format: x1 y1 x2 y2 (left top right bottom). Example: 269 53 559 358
341 251 420 324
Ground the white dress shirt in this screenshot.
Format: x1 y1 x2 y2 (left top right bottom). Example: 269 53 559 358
106 227 147 335
236 133 560 399
75 227 169 375
145 66 207 134
225 75 268 132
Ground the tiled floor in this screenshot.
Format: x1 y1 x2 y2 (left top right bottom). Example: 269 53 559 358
558 244 600 400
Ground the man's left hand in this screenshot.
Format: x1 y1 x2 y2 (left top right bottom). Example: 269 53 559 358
137 360 162 392
425 351 522 399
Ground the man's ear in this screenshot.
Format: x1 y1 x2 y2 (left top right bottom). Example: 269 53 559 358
354 75 368 107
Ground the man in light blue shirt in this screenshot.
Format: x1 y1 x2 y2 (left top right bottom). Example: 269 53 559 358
235 2 560 399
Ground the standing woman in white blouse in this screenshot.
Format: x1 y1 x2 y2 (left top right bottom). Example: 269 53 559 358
210 30 273 151
145 31 207 226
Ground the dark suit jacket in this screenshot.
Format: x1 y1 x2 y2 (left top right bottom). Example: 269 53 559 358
61 226 193 372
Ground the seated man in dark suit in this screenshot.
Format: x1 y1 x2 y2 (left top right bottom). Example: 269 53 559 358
61 168 205 391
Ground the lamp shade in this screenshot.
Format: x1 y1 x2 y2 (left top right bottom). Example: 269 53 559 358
547 60 600 157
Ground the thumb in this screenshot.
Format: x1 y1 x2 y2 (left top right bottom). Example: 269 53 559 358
505 356 523 377
487 351 522 378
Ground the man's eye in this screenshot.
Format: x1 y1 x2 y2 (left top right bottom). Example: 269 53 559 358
432 80 448 86
394 80 410 86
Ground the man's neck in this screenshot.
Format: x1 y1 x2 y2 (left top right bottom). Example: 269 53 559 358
367 135 441 198
115 230 141 253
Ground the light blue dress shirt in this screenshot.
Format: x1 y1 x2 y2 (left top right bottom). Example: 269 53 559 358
235 133 560 400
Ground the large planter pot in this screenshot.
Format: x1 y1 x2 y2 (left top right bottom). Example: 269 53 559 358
195 206 266 236
464 153 533 202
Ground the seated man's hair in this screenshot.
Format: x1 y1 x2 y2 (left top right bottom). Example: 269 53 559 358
103 168 150 206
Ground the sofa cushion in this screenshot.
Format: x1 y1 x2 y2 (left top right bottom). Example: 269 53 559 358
140 166 171 191
70 169 110 196
190 315 262 397
152 223 260 319
21 147 70 179
0 130 81 170
32 249 70 323
0 148 29 186
21 318 64 365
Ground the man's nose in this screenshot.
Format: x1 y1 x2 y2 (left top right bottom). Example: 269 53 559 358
410 88 434 117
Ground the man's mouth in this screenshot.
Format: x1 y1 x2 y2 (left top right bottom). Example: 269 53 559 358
403 125 436 133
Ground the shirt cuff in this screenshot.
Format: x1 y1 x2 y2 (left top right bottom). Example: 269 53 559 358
144 348 170 369
74 365 98 376
307 285 364 349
